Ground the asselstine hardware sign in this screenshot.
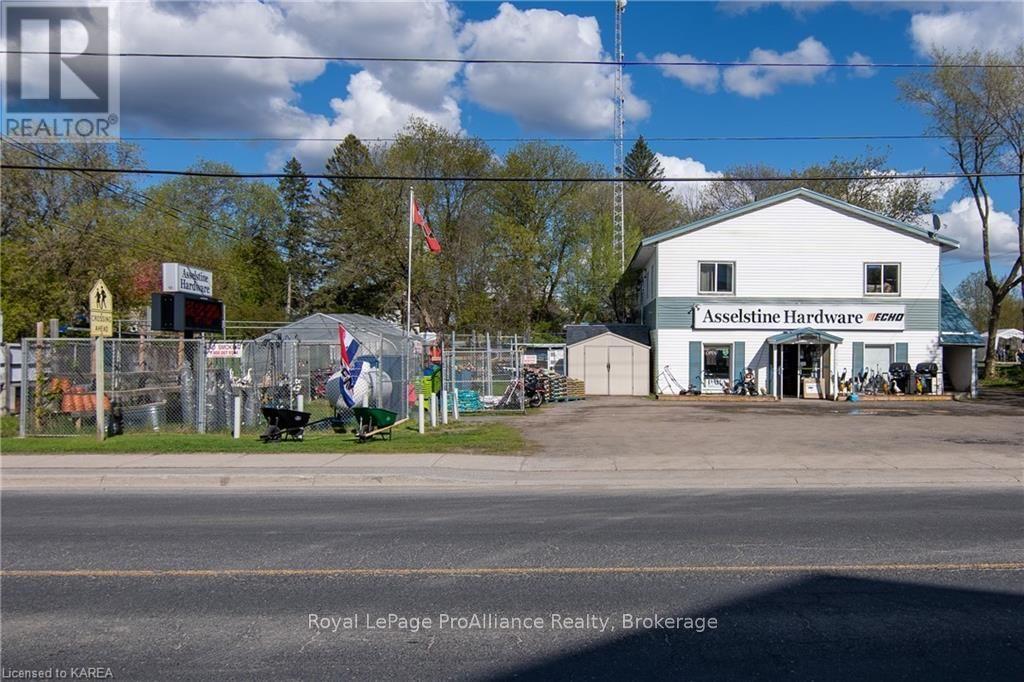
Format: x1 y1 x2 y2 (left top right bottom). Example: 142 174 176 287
693 304 906 331
162 263 213 297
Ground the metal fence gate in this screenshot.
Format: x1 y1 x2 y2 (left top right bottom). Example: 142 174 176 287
442 333 524 413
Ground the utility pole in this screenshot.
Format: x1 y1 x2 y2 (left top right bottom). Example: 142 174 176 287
286 273 292 319
613 0 627 272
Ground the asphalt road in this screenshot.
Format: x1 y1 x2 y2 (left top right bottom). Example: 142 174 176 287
2 489 1022 680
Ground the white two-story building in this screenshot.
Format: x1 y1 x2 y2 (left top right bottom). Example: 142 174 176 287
629 187 981 398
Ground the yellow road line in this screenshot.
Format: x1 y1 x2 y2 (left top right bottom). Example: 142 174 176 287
2 562 1022 578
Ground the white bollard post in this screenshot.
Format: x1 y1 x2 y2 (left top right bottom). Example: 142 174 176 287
441 389 449 425
452 388 460 420
233 395 242 439
418 393 425 434
430 393 437 428
297 394 304 412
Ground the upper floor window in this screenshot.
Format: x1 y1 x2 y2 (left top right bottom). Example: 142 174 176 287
865 263 900 295
699 262 734 294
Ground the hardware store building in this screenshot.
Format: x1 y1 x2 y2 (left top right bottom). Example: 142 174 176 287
628 188 982 398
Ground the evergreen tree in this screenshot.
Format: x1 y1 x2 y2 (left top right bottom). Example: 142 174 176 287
622 136 667 193
277 157 317 316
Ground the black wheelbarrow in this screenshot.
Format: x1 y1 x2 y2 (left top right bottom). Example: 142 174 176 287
352 407 408 443
260 407 311 442
260 406 348 442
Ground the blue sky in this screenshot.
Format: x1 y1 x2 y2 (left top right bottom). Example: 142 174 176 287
114 1 1023 288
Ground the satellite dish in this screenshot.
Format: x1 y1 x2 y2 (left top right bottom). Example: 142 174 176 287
931 214 942 232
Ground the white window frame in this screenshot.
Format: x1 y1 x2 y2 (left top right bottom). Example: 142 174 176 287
864 262 901 296
703 343 732 381
698 261 735 295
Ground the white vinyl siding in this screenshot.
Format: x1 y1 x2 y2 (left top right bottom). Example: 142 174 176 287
657 329 942 394
656 197 941 300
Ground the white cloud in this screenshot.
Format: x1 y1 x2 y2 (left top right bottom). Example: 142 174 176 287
650 52 720 93
716 1 832 17
919 176 958 203
723 37 832 98
458 3 649 134
109 1 465 172
284 1 463 110
935 196 1019 262
655 153 723 204
277 71 461 171
846 52 877 78
910 3 1024 56
116 1 324 135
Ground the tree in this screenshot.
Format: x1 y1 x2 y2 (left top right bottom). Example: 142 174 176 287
623 136 667 194
695 153 934 224
277 157 317 317
954 271 1024 331
0 142 147 341
314 135 397 316
982 46 1024 331
490 142 592 333
900 49 1024 377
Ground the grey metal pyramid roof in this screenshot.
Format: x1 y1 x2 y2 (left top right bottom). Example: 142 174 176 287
940 287 984 347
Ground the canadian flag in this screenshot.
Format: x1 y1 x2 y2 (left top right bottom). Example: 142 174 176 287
412 200 442 253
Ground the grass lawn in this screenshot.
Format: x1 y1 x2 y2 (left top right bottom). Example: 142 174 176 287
1 420 528 454
980 364 1024 390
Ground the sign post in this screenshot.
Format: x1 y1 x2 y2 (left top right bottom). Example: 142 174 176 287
89 279 113 441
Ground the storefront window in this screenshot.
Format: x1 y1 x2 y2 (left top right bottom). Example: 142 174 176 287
699 262 734 294
865 263 900 295
703 344 731 379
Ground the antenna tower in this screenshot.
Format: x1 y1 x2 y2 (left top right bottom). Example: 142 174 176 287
613 0 627 271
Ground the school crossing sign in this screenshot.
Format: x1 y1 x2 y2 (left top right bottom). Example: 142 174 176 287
89 279 113 337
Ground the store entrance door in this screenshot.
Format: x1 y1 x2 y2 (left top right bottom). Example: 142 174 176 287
782 345 800 397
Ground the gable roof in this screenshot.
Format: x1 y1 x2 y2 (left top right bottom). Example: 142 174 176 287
628 187 960 271
766 327 844 345
940 286 984 347
255 313 405 345
565 324 650 347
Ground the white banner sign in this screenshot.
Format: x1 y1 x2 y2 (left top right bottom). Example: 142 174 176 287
693 304 906 331
208 342 244 358
163 263 213 296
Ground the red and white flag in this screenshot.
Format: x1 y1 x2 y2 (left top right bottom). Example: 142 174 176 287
412 200 442 253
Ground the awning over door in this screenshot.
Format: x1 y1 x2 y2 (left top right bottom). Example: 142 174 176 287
766 327 843 345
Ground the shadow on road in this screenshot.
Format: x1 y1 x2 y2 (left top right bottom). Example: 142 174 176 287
498 574 1024 680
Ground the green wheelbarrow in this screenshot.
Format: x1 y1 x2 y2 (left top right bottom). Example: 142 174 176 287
352 407 408 443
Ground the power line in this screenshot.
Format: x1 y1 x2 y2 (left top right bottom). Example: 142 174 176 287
120 133 947 144
4 163 1020 182
3 138 245 244
3 49 1019 69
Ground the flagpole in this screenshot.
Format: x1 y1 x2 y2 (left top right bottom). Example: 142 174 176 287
405 187 415 421
406 187 414 340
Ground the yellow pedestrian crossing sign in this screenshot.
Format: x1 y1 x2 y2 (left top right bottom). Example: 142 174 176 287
90 279 113 337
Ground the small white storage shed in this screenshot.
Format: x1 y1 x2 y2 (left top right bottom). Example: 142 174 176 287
566 324 650 396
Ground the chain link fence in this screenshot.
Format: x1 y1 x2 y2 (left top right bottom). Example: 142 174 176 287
18 336 416 437
443 333 524 413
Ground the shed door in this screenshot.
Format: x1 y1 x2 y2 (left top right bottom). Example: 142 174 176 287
608 346 633 395
583 346 608 395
